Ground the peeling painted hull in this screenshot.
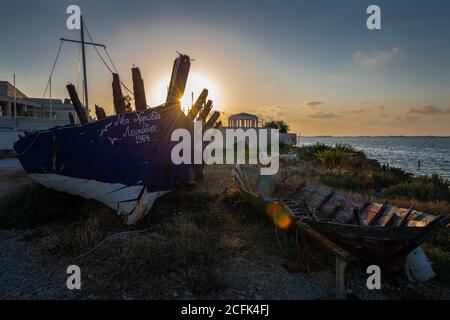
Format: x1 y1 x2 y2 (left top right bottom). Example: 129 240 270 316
13 105 199 224
233 165 450 269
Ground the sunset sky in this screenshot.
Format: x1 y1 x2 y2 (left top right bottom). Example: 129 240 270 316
1 0 450 136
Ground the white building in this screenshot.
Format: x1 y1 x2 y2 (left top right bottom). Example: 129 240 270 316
223 112 297 146
0 81 75 152
25 98 75 121
228 113 259 128
0 81 40 117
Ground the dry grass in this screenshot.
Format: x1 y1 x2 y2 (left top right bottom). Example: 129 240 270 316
52 189 229 299
53 207 123 256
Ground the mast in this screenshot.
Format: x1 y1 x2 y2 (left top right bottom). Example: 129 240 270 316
13 74 16 127
60 19 109 121
80 15 89 122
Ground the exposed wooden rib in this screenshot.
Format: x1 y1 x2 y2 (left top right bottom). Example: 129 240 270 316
166 54 191 106
360 203 382 225
205 111 220 128
197 100 213 123
112 73 126 114
95 105 107 119
399 205 415 227
131 67 147 111
375 205 396 226
368 203 387 226
188 89 208 121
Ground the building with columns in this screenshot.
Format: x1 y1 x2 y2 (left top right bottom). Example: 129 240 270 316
222 112 297 147
228 113 259 128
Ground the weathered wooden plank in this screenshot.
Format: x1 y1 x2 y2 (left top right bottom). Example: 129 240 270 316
360 203 383 225
197 100 213 123
205 111 220 128
166 54 191 106
368 203 387 226
301 223 356 263
188 89 208 121
374 205 396 226
95 104 107 120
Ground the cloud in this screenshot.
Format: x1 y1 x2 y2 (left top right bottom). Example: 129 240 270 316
353 47 401 66
343 108 366 114
409 105 450 115
365 120 380 126
309 111 339 119
390 115 419 123
303 101 324 107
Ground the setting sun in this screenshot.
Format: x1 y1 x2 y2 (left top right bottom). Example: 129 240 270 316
149 72 222 114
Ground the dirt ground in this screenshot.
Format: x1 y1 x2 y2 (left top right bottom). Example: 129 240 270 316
1 162 449 300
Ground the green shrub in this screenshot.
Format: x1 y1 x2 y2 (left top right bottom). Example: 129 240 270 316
384 174 450 202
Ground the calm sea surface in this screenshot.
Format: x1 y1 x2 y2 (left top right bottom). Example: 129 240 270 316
298 137 450 180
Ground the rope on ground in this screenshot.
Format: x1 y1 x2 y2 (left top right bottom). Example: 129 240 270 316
273 202 287 256
0 228 151 299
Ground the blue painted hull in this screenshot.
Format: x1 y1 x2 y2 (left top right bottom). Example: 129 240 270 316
13 105 200 222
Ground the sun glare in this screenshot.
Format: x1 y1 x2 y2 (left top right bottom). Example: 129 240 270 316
149 72 222 114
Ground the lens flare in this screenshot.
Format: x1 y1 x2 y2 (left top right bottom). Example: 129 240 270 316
266 202 292 229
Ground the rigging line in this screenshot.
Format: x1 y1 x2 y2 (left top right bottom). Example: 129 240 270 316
84 20 157 109
105 46 135 97
77 45 81 93
104 46 119 74
43 40 64 98
83 22 115 74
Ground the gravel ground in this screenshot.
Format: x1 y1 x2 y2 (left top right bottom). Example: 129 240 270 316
1 164 449 300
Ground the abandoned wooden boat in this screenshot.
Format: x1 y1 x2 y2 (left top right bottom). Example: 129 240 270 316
14 54 217 224
233 165 450 269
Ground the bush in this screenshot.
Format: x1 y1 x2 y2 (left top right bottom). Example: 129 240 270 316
384 174 450 202
423 244 450 285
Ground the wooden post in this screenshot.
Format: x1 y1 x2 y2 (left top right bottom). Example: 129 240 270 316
66 84 88 124
95 104 107 120
166 54 191 106
205 111 220 129
188 89 208 121
197 100 213 123
112 73 126 114
132 67 147 111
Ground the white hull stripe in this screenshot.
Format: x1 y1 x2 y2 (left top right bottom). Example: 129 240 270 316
30 173 145 216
